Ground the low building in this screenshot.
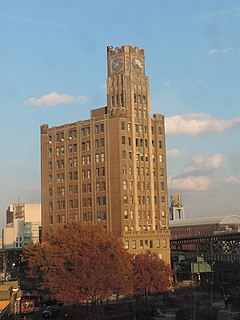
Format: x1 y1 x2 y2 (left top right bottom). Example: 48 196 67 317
170 215 240 239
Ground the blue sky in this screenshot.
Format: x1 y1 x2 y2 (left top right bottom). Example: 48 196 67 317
0 0 240 228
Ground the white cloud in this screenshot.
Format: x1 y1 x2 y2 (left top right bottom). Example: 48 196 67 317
208 48 237 55
163 80 172 86
100 83 107 91
166 112 240 136
167 148 182 158
193 154 226 169
25 92 91 106
226 176 240 184
168 175 213 191
0 14 67 29
193 6 240 21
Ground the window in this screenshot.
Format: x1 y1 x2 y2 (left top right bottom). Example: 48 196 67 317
122 136 126 145
100 124 104 132
95 139 99 148
101 182 106 191
95 125 99 133
100 153 105 162
123 180 127 190
161 182 165 191
129 181 133 190
86 142 90 150
102 197 106 205
130 210 134 219
86 155 90 164
96 182 100 191
73 157 77 167
132 240 136 249
140 240 143 249
121 122 125 130
127 123 131 132
122 150 126 159
160 168 164 176
125 241 129 249
48 148 52 157
96 154 100 162
82 156 85 165
159 140 162 149
163 239 167 248
87 169 91 178
123 210 128 219
86 127 90 136
161 196 165 203
97 197 101 206
100 138 104 147
101 167 105 176
123 165 127 174
123 195 128 204
159 155 163 162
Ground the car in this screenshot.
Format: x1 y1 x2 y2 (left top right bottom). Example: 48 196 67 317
42 305 60 318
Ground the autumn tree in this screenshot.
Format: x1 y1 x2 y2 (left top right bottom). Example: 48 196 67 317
23 222 132 305
132 251 172 296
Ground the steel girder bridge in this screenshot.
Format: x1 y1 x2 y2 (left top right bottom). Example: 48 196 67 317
171 232 240 262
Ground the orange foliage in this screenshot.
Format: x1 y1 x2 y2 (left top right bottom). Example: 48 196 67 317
132 251 172 295
24 222 132 304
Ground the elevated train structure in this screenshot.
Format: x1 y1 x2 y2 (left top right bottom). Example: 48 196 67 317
170 215 240 284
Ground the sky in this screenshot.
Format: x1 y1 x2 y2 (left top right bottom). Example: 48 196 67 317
0 0 240 228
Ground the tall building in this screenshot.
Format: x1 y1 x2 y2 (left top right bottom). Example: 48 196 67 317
41 45 170 263
2 203 41 249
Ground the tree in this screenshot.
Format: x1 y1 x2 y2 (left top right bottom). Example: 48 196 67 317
23 222 132 305
132 251 172 296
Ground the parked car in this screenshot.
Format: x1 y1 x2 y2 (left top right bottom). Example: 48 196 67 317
42 305 60 318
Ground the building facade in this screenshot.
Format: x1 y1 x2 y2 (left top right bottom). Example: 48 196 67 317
169 193 185 221
2 203 41 249
41 45 170 263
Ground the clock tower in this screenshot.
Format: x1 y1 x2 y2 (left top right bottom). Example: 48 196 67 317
41 45 170 264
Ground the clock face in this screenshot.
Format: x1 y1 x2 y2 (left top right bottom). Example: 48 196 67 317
112 57 123 71
132 57 143 70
